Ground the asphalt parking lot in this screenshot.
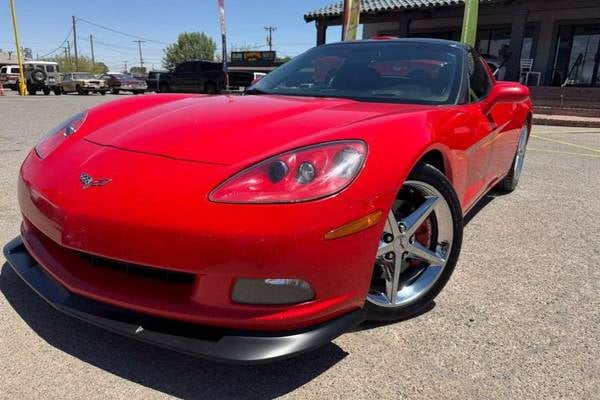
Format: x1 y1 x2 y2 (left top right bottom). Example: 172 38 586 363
1 92 598 400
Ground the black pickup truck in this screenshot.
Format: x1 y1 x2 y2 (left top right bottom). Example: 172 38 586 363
158 61 255 94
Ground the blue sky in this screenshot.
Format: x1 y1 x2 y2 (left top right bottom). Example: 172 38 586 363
0 0 343 71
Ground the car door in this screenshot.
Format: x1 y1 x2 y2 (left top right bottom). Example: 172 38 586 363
452 51 498 210
479 58 523 181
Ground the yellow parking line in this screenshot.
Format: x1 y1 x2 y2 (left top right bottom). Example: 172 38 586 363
530 134 600 154
528 148 600 158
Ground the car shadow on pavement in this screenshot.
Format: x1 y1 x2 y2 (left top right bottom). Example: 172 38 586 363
0 264 347 400
464 192 499 225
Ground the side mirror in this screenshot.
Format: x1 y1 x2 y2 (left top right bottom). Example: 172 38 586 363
483 82 530 114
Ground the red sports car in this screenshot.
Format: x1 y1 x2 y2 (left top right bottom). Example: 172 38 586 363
4 38 531 363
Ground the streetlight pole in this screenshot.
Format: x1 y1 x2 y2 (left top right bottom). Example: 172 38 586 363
9 0 27 95
461 0 479 46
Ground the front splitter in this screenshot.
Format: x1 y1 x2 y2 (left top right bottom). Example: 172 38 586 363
3 236 365 364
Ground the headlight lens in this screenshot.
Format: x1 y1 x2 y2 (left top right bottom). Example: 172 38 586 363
35 110 87 158
209 140 367 203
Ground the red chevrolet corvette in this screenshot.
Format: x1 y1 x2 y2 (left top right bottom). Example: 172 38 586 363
5 38 531 363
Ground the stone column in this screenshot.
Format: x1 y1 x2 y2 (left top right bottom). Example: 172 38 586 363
505 9 529 82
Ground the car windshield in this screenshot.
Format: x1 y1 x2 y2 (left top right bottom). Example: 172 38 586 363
252 41 463 105
73 73 95 79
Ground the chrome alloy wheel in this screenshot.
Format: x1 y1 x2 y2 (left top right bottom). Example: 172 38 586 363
512 125 529 184
367 180 454 308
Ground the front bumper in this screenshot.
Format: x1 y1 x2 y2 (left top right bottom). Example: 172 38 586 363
4 236 365 364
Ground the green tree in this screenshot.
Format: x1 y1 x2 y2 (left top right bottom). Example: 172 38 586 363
163 32 216 70
44 55 107 74
129 66 147 77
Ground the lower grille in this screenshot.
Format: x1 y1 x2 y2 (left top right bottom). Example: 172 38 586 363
78 252 195 284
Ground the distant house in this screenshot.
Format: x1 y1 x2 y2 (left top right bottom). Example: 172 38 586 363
305 0 600 87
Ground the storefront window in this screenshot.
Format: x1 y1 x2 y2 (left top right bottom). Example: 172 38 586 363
552 24 600 87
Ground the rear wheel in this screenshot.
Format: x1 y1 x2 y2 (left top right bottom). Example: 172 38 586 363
158 82 169 93
498 122 529 192
27 85 37 95
42 88 51 95
54 88 62 95
111 88 120 95
99 90 106 96
365 163 463 321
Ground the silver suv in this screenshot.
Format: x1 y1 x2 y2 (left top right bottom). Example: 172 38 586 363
21 61 61 95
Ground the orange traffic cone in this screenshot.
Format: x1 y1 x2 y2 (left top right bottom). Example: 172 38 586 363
0 82 5 96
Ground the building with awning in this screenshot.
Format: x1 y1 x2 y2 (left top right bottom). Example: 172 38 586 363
304 0 600 88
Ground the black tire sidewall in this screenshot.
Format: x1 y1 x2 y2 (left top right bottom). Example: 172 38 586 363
364 163 464 322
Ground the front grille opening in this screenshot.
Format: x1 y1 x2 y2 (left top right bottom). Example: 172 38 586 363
79 252 195 284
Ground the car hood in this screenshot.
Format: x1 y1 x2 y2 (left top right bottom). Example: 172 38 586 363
85 94 432 165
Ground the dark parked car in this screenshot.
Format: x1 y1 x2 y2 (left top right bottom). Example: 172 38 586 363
158 61 225 94
101 73 147 95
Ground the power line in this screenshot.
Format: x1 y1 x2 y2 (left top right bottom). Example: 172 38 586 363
39 28 73 58
76 17 170 46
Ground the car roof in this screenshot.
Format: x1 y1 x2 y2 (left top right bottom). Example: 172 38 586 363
23 61 58 65
322 37 470 50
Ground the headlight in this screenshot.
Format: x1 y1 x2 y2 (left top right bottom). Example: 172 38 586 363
209 140 367 203
35 110 87 159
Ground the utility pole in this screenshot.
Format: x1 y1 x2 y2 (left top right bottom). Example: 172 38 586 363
264 26 277 52
133 40 145 70
72 16 79 70
123 61 128 74
65 41 72 71
90 34 95 70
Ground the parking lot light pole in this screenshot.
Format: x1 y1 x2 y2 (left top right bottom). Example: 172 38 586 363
460 0 479 47
9 0 27 95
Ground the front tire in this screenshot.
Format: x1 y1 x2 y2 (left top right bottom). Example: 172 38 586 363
111 88 120 95
365 163 463 322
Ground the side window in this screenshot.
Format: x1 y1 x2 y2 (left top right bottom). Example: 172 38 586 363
176 63 192 73
0 67 6 74
468 51 493 102
46 65 55 73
